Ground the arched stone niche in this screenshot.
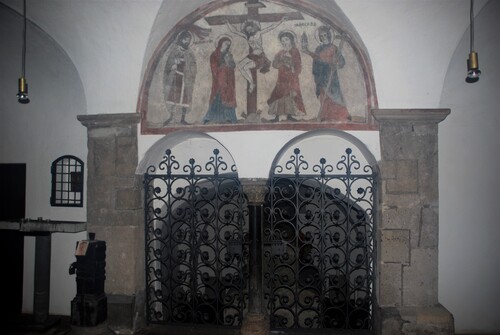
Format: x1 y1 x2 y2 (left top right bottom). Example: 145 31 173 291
139 0 377 134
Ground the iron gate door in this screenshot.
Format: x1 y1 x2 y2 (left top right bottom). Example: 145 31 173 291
264 148 376 330
144 149 248 327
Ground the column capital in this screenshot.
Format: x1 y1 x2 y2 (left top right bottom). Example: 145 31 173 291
372 109 450 124
240 178 268 205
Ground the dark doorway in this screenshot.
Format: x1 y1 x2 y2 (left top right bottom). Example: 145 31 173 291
0 164 26 322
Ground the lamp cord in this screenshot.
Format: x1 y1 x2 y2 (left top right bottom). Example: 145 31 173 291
22 0 27 77
470 0 474 53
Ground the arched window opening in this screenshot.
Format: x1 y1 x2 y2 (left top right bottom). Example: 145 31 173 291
50 155 84 207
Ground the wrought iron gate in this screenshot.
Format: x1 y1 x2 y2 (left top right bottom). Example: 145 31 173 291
144 149 248 326
264 148 376 330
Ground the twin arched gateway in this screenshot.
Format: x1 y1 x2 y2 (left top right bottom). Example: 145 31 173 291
141 130 378 331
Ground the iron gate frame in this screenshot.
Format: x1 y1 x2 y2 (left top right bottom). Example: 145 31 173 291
264 147 377 331
143 148 249 327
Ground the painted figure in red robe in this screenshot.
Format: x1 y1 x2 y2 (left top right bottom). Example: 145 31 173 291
203 37 237 124
302 26 350 122
267 31 305 122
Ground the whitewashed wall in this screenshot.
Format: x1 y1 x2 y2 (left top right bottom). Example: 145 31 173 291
1 0 498 332
0 3 88 316
439 1 500 332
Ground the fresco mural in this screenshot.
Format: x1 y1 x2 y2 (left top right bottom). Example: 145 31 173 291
140 0 377 134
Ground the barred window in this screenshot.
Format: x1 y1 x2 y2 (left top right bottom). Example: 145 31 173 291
50 155 84 207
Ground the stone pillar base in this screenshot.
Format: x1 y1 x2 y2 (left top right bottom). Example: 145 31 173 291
107 294 135 334
70 322 113 335
241 313 269 335
381 304 454 335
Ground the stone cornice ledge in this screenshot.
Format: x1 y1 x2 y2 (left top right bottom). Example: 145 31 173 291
371 109 450 124
77 113 141 128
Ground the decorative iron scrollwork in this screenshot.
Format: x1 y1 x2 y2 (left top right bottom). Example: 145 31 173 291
265 240 287 256
144 149 249 327
228 239 243 257
264 147 376 330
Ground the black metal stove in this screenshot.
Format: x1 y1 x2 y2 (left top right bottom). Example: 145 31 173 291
69 233 107 327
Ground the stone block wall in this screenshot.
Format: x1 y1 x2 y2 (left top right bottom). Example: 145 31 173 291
373 109 454 334
78 113 144 332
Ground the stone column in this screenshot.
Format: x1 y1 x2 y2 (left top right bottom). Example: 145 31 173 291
78 113 144 333
372 109 454 335
240 178 269 335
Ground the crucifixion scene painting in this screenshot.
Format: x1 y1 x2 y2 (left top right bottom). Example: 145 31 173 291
141 0 376 133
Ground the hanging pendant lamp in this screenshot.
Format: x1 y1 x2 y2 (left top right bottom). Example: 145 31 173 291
17 0 30 103
466 0 481 83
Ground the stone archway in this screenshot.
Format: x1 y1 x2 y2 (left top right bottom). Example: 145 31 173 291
78 109 455 334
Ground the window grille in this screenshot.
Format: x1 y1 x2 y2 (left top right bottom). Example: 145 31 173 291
50 155 84 207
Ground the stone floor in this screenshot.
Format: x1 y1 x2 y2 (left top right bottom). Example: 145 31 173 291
6 316 498 335
5 315 72 335
5 318 365 335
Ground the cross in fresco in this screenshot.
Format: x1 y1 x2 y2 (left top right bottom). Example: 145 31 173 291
205 0 304 117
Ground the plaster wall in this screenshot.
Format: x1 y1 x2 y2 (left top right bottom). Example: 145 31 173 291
1 0 486 113
0 0 161 116
0 4 87 316
439 1 500 332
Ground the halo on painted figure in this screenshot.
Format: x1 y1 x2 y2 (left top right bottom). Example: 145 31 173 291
214 34 233 48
